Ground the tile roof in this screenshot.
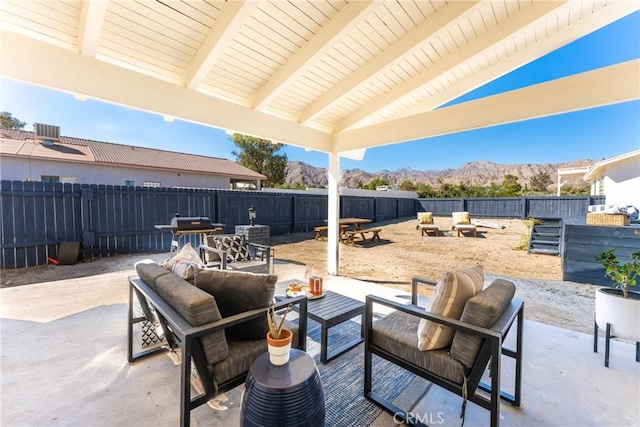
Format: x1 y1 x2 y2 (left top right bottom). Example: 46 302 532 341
0 128 265 180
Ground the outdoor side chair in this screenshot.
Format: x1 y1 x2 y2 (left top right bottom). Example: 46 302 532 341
364 277 524 427
199 234 271 274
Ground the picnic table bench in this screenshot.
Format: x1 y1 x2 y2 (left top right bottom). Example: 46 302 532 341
314 224 349 240
343 228 382 245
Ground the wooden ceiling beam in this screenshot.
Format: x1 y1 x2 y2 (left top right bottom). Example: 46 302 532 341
184 1 259 90
298 0 480 125
333 60 640 151
77 0 107 56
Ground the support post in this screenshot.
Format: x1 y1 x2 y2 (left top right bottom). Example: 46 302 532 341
327 153 340 275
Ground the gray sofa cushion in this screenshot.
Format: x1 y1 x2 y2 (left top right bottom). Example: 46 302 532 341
135 262 171 292
373 310 466 384
154 273 229 364
195 269 277 340
450 279 516 368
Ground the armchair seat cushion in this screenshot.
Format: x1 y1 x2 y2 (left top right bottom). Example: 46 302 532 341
226 260 271 274
373 310 465 384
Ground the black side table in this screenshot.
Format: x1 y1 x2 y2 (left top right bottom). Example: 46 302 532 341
241 349 325 427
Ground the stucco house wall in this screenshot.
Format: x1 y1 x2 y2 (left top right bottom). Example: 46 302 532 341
0 156 230 188
587 151 640 208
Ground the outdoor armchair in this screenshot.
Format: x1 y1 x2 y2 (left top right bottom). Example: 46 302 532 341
364 274 523 427
199 234 271 274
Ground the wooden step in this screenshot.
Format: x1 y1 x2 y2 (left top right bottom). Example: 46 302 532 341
529 248 560 255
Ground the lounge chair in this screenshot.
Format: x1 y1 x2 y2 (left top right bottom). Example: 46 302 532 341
416 212 439 236
452 211 477 237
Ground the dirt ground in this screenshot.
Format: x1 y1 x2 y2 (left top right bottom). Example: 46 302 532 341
0 217 598 335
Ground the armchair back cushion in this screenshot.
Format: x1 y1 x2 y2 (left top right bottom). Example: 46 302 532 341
450 279 515 368
417 265 484 351
417 212 434 224
195 269 277 340
152 272 229 364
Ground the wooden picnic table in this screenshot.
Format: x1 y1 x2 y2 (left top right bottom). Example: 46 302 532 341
326 217 372 231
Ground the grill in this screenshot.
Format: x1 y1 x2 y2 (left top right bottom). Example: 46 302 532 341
170 216 212 230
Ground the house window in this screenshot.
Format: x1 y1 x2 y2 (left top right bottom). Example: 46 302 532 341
124 180 135 187
41 175 60 183
143 181 161 188
60 176 78 184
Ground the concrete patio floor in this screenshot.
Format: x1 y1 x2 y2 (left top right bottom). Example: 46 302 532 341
1 260 638 426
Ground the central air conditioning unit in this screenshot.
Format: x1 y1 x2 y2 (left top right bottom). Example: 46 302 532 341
34 123 60 145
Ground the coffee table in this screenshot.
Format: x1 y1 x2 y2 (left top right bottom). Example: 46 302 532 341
277 279 365 363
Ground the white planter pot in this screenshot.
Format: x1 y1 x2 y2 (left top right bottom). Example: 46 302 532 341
267 342 292 366
595 288 640 342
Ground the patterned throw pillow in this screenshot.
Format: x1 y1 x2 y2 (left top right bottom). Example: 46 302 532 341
417 212 433 224
452 211 471 225
417 265 484 351
214 235 250 263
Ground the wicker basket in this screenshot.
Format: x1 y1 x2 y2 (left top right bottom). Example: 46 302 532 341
586 212 630 226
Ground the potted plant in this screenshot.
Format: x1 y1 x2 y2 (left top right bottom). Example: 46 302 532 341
266 305 292 366
594 249 640 343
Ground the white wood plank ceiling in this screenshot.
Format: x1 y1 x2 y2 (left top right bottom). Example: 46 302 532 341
1 0 639 156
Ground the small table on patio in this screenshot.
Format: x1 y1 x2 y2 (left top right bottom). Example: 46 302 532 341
277 279 365 363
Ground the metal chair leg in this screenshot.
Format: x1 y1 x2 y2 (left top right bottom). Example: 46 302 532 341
604 323 611 368
593 321 598 353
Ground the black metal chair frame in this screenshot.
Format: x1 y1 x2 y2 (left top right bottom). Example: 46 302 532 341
199 240 271 272
364 277 524 427
128 276 307 427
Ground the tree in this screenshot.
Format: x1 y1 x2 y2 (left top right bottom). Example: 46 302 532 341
399 179 416 191
416 183 438 198
530 172 552 192
230 133 288 187
1 112 27 129
365 177 389 190
500 174 522 196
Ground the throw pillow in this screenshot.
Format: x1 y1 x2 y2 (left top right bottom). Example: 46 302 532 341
213 235 250 263
171 258 202 281
194 268 277 340
417 265 484 351
417 212 433 224
452 212 471 225
161 242 204 271
450 279 516 368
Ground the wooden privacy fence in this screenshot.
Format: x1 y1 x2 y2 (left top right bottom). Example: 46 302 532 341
1 180 606 269
0 181 416 269
417 195 605 219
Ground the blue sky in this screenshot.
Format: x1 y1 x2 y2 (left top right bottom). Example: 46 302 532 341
1 12 638 173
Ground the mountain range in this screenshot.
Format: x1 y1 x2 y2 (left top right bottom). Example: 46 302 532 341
284 159 594 189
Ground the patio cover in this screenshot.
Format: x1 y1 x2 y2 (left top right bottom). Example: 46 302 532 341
1 0 639 274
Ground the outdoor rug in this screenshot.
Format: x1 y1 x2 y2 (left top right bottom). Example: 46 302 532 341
299 319 417 427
